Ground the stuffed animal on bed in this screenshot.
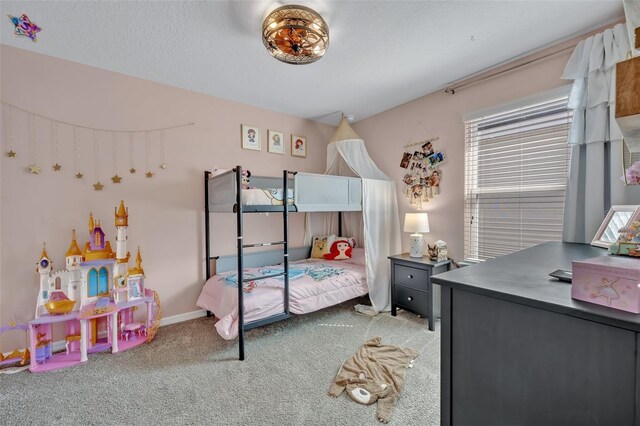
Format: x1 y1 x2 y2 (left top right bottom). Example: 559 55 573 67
323 239 353 260
241 170 252 189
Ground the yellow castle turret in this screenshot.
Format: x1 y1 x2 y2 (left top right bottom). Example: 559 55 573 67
39 243 50 264
65 230 82 257
65 229 83 270
128 247 145 276
115 200 129 227
89 213 95 234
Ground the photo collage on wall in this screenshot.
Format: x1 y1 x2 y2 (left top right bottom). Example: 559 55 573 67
399 137 445 209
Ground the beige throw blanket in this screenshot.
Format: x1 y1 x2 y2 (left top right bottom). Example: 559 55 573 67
329 336 418 423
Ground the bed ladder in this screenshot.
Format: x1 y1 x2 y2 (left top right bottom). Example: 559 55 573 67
235 167 293 361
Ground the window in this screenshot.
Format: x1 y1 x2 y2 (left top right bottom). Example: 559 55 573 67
464 87 572 262
88 268 98 297
88 267 109 297
98 267 109 294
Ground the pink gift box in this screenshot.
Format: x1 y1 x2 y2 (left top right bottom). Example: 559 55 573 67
572 255 640 313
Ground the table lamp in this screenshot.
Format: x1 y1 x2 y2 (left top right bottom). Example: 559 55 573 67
404 213 430 258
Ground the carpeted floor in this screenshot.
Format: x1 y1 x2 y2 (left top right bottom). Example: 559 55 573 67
0 297 440 425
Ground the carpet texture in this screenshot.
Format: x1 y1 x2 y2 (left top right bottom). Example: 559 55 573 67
0 297 440 425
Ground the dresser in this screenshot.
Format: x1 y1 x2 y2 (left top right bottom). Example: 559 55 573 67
388 253 451 331
431 242 640 426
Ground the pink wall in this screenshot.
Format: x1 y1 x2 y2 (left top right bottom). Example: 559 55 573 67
0 46 334 351
0 41 575 351
353 51 573 263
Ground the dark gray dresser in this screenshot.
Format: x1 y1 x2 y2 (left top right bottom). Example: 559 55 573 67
431 242 640 426
388 253 450 331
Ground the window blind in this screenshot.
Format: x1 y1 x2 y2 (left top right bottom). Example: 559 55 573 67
464 94 572 262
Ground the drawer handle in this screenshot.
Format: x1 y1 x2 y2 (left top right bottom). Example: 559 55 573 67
407 296 413 301
407 274 413 279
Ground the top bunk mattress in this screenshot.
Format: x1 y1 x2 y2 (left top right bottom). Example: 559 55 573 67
206 170 362 213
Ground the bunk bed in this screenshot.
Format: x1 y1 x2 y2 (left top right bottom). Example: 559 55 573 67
200 166 363 360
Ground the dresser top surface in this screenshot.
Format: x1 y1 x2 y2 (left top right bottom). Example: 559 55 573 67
430 241 640 332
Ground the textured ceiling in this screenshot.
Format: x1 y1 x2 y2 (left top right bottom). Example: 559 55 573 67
0 1 624 124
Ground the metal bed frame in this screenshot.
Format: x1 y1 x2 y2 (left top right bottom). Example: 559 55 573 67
204 166 349 360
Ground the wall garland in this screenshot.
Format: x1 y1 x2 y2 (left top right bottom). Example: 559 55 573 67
1 101 194 191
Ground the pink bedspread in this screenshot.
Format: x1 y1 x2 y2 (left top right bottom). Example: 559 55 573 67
196 253 368 340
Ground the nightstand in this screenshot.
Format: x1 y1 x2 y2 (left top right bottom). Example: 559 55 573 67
388 253 451 331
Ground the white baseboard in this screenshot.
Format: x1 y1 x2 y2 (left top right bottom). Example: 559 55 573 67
2 309 209 358
160 309 208 326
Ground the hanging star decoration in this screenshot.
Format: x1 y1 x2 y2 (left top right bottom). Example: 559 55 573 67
160 163 167 170
7 14 42 42
75 172 84 179
146 171 154 178
52 163 62 171
111 175 122 184
93 182 104 191
6 150 16 158
28 164 41 174
130 168 136 174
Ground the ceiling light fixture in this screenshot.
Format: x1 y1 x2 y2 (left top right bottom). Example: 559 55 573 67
262 5 329 65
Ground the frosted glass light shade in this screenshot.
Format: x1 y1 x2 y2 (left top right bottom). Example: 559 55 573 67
404 213 430 233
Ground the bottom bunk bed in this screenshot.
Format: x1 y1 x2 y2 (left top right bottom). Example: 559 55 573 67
197 248 367 340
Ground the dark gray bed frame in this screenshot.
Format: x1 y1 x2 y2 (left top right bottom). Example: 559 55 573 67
204 167 344 360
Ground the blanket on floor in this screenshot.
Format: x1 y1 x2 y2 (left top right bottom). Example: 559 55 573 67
329 336 418 423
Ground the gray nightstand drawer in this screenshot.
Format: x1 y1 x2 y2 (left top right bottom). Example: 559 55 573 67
395 285 429 317
394 264 430 290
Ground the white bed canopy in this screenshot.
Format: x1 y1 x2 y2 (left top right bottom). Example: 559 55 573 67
305 116 401 313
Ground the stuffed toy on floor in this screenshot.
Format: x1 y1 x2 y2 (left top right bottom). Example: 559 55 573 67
329 336 418 423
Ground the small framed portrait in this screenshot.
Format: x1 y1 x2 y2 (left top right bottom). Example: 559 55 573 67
413 151 425 160
400 152 412 169
267 130 285 154
291 135 307 157
241 124 261 151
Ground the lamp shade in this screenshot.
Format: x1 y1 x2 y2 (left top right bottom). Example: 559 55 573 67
404 213 430 233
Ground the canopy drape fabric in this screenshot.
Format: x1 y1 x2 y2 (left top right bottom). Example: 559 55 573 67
561 23 639 243
305 118 401 314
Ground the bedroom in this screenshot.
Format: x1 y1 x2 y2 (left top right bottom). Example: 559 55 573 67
1 1 639 424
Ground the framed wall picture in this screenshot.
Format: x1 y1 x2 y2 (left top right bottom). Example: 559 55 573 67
241 124 261 151
268 130 285 154
291 135 307 157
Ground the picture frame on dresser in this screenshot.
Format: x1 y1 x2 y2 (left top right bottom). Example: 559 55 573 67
591 205 640 248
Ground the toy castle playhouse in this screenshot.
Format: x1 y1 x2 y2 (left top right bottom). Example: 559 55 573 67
28 201 160 373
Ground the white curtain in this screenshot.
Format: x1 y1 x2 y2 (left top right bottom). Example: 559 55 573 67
306 139 401 313
562 23 640 242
